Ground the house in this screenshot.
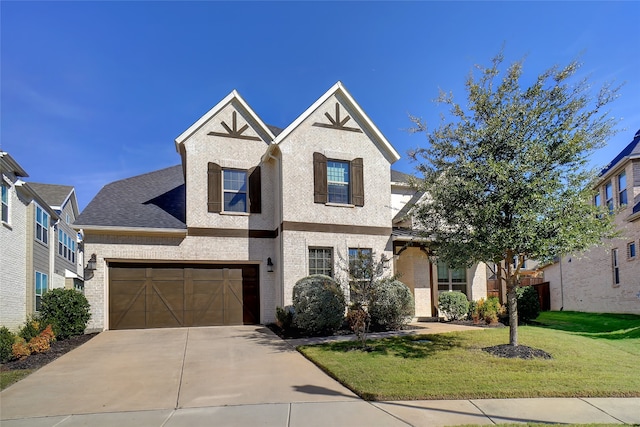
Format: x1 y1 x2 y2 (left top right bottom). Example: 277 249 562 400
0 152 83 330
74 82 488 331
542 128 640 314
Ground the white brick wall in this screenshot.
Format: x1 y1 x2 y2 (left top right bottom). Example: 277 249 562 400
0 179 28 331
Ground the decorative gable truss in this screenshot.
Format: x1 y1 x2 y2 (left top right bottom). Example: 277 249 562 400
208 111 262 141
313 102 362 133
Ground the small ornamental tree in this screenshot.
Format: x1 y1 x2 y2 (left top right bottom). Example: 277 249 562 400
410 51 618 347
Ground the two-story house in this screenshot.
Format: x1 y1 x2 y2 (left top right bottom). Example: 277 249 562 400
74 82 488 331
0 152 82 330
542 128 640 314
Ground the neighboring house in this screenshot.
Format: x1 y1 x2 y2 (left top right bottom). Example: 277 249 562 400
74 82 488 331
542 128 640 314
0 152 83 330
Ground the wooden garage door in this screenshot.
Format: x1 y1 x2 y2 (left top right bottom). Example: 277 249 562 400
109 264 259 330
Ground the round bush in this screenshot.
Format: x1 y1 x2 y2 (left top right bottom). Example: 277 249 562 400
40 288 91 340
292 275 346 336
369 279 415 331
438 291 469 321
515 286 540 323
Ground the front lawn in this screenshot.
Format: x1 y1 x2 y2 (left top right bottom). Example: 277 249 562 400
298 312 640 400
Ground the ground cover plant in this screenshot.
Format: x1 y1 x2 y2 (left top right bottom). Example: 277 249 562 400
298 311 640 400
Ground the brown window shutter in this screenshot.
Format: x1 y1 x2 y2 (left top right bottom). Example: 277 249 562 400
351 158 364 206
249 166 261 214
208 162 222 213
313 152 328 204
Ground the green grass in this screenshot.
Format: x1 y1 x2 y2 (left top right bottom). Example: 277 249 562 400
0 369 33 390
299 311 640 401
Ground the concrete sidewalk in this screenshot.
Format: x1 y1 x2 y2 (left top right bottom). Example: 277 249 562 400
1 397 638 426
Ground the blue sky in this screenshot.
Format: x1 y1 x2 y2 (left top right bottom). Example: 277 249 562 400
2 1 639 210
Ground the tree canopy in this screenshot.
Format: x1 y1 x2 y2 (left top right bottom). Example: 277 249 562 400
410 52 619 345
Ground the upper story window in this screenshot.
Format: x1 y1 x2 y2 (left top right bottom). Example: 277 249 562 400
594 192 601 207
35 205 49 245
313 153 364 206
309 247 333 277
58 229 76 263
1 183 8 223
327 160 350 204
223 169 247 212
605 181 614 214
437 261 467 296
207 163 261 214
617 171 627 206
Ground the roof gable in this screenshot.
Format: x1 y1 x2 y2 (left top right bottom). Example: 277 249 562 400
174 90 276 149
28 183 77 213
274 82 401 163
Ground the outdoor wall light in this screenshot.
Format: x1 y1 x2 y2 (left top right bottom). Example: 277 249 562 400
267 257 274 272
84 253 97 280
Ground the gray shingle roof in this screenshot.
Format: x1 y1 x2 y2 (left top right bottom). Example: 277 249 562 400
391 169 414 183
600 128 640 176
28 183 74 208
75 165 186 229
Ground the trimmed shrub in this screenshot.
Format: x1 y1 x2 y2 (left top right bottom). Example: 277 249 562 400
40 288 91 339
12 337 31 360
0 326 15 363
480 296 503 324
516 286 541 323
438 292 469 321
275 305 295 331
292 275 346 336
368 279 415 331
18 316 43 342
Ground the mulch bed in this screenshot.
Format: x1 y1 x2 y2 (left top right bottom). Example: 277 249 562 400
483 344 553 359
0 333 98 371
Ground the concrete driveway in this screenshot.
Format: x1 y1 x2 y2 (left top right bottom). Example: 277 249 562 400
0 326 360 420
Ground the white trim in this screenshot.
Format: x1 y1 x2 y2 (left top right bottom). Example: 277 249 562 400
274 81 401 163
174 90 276 147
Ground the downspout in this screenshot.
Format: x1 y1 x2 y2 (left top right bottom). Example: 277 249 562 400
559 257 564 311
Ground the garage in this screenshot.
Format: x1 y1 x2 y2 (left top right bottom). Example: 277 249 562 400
109 263 259 330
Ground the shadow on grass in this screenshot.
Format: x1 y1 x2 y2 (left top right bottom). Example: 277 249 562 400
319 334 465 359
533 312 640 340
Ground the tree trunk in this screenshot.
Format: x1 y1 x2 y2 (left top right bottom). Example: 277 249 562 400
507 278 518 346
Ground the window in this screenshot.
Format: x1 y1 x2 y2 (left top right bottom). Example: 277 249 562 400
437 261 467 295
35 271 48 311
327 160 350 204
313 153 364 206
594 192 601 207
207 163 261 214
58 229 76 263
605 182 614 214
618 171 628 206
612 249 620 286
1 183 8 223
309 247 333 277
223 169 247 212
628 242 637 260
35 205 49 244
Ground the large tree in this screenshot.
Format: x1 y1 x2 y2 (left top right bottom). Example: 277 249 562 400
410 52 619 347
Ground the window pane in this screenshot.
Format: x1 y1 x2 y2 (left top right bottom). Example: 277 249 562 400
328 183 349 204
327 161 349 183
437 262 449 282
224 193 246 212
223 170 247 191
594 193 601 206
618 171 626 190
451 268 466 283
